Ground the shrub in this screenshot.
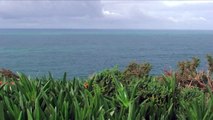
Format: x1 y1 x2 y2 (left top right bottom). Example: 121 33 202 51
2 56 213 119
206 54 213 75
122 62 152 84
90 68 122 96
176 57 200 79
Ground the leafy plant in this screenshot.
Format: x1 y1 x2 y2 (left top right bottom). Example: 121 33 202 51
122 62 152 84
2 56 213 119
176 57 200 80
206 55 213 75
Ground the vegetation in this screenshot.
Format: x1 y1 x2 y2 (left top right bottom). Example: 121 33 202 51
1 55 213 120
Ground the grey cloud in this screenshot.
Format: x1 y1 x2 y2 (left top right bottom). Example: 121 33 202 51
0 1 212 29
0 1 103 19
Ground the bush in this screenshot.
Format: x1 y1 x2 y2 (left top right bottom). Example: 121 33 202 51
176 57 200 80
122 62 152 84
89 68 122 96
2 56 213 119
206 55 213 75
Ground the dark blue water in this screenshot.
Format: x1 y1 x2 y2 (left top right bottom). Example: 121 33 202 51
0 29 213 78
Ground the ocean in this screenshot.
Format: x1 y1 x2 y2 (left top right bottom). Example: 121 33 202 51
0 29 213 78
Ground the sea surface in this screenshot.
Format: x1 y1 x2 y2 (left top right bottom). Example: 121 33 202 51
0 29 213 78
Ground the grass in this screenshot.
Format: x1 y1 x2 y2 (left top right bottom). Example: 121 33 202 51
1 55 213 120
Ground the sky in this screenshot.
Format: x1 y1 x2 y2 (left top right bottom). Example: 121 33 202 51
0 1 213 29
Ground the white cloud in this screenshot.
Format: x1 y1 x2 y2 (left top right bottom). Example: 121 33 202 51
168 16 207 23
102 9 121 17
168 17 179 23
167 10 208 23
162 1 213 7
198 17 207 21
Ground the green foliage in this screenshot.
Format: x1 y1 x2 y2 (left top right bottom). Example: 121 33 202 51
179 91 213 120
206 54 213 75
0 70 211 120
122 62 152 84
177 57 200 79
2 56 213 119
90 68 122 96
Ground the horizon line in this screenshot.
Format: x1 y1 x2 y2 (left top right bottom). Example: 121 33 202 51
0 28 213 31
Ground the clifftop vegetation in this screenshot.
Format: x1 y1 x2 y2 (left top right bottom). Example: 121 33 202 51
1 55 213 120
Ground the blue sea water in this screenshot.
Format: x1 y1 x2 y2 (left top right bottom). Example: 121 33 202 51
0 29 213 78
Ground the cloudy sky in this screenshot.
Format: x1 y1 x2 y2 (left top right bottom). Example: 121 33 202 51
0 1 212 29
